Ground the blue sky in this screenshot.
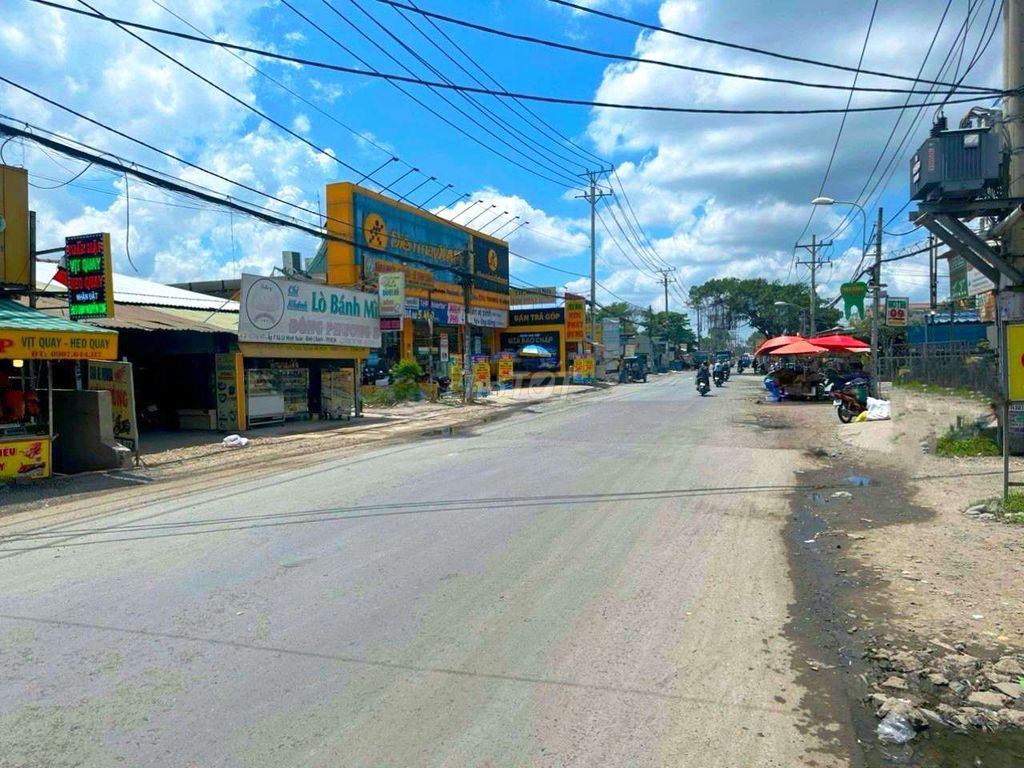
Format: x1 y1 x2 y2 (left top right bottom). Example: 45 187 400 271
0 0 1004 312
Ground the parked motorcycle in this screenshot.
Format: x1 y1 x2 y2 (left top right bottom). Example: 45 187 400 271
826 375 870 423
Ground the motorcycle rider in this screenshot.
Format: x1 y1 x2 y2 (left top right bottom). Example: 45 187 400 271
696 362 711 389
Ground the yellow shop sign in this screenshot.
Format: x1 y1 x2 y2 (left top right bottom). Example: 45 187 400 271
0 330 117 360
0 437 51 480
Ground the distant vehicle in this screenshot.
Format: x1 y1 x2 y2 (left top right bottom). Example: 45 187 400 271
621 356 648 383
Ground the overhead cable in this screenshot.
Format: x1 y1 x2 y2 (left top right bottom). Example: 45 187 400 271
22 2 1014 116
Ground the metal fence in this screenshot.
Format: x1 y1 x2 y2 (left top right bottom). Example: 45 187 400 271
877 343 999 399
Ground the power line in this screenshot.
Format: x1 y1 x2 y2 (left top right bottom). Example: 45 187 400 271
382 0 594 173
335 0 585 185
544 0 1000 94
794 0 879 250
376 0 998 98
21 2 1014 117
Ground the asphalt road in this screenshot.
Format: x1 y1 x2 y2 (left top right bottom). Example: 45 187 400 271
0 375 846 768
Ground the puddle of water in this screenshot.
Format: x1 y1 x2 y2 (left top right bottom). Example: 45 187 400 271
847 475 873 487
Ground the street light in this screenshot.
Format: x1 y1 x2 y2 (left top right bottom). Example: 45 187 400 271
773 300 808 336
812 195 880 395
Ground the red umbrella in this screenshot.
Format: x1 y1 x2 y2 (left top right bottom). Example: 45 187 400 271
810 334 870 351
753 335 805 356
769 340 830 356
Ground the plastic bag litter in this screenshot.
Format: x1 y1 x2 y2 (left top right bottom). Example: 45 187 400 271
866 397 891 421
222 434 249 447
877 712 917 744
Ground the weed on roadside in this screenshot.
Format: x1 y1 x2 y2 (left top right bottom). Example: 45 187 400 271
936 431 1001 457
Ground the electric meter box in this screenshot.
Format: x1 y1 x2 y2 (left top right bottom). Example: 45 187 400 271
909 126 1002 202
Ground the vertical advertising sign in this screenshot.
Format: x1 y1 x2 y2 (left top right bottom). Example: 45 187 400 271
439 332 449 363
378 271 405 317
65 233 114 319
87 360 139 451
472 354 491 397
497 353 514 388
949 255 969 301
565 295 586 343
0 165 30 287
214 353 242 431
885 297 909 327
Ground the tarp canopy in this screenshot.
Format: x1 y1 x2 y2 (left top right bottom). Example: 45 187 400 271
769 340 829 356
0 299 118 360
810 334 870 351
753 335 805 356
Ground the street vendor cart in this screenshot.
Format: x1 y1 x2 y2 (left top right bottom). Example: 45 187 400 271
0 299 118 481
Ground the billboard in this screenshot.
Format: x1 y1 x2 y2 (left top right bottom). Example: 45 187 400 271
378 271 405 317
325 182 508 313
510 286 557 306
65 233 115 319
238 274 381 348
949 254 969 301
0 165 29 287
565 295 585 342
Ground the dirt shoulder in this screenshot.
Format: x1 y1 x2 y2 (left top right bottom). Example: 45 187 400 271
0 382 609 530
772 388 1024 765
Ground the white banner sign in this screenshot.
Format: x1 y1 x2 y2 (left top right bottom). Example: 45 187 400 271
968 267 996 297
238 274 381 348
378 272 405 317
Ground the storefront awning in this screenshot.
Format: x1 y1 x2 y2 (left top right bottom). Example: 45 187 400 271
0 299 118 360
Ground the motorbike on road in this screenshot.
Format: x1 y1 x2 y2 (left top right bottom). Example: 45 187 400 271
697 378 710 396
825 375 870 423
713 368 725 387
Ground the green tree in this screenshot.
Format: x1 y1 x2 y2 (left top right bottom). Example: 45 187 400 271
688 278 842 338
647 310 696 346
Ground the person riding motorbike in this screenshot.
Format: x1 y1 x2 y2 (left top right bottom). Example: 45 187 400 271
712 361 727 386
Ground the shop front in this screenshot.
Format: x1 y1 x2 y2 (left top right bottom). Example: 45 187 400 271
0 299 118 480
500 307 570 381
236 274 380 428
324 181 509 384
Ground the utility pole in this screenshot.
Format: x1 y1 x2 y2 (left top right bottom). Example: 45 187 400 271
795 234 832 335
577 170 613 350
462 249 474 403
871 207 883 396
655 268 676 314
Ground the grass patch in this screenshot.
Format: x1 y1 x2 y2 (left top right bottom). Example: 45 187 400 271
935 431 1001 457
894 379 989 401
1001 494 1024 524
361 387 401 407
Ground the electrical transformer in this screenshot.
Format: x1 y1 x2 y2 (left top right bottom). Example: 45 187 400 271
909 123 1002 202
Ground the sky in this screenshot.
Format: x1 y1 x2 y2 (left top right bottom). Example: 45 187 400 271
0 0 1005 316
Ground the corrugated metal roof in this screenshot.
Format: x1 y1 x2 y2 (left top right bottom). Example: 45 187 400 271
31 298 235 334
0 299 116 335
36 262 240 311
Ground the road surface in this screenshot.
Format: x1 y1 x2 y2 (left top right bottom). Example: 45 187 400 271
0 375 846 768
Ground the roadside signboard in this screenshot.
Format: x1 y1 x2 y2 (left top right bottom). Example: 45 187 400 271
1007 324 1024 401
238 274 381 348
214 352 243 431
840 282 868 321
472 354 490 396
949 255 969 301
1009 403 1024 435
497 353 514 387
885 297 909 327
565 295 585 342
440 333 449 363
378 272 405 317
0 437 50 480
510 286 557 306
65 232 114 319
87 360 139 451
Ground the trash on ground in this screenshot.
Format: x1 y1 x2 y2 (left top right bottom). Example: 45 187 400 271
222 434 250 447
877 712 918 744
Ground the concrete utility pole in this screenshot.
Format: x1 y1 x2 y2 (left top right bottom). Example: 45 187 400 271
577 170 613 349
871 207 883 396
795 234 832 336
655 268 676 314
462 249 474 404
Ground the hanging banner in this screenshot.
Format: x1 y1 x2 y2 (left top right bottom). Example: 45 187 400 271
840 282 868 321
565 295 586 342
378 272 405 317
885 297 909 328
87 360 139 451
239 274 381 348
65 233 115 319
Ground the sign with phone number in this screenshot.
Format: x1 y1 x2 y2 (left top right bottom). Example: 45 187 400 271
885 297 909 327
